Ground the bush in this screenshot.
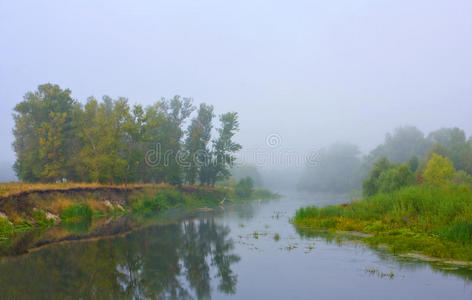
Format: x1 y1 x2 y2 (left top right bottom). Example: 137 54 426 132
423 153 455 186
235 177 254 199
363 158 415 196
132 192 172 216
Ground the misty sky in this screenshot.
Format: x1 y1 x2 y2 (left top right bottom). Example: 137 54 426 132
1 0 471 178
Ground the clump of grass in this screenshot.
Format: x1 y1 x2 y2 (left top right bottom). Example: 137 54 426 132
132 193 170 217
295 206 320 219
274 233 280 241
61 203 93 222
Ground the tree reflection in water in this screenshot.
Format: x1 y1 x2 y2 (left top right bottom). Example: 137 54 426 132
0 217 240 299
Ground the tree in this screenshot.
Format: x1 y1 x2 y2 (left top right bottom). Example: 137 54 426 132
161 96 195 185
362 157 414 196
427 127 472 174
423 154 455 186
12 84 244 185
75 97 129 183
184 104 214 184
202 112 241 185
298 142 362 192
13 84 76 182
408 156 419 172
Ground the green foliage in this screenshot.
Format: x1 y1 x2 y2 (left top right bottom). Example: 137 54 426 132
12 84 242 185
453 170 472 186
185 104 214 184
362 158 414 196
13 84 76 182
408 156 419 172
234 177 254 199
423 154 455 186
200 112 242 185
0 219 14 238
132 194 170 217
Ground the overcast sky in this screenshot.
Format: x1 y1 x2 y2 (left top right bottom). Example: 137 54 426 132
1 0 471 178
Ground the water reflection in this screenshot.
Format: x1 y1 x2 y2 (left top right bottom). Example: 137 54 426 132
0 217 239 299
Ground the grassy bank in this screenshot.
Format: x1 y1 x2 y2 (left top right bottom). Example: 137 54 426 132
293 185 472 261
0 182 162 199
0 182 278 241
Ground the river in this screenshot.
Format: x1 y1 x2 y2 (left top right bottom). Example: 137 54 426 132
0 191 471 299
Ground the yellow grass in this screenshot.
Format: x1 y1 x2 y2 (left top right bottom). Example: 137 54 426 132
0 182 173 199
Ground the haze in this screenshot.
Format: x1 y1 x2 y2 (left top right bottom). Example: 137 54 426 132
1 0 471 181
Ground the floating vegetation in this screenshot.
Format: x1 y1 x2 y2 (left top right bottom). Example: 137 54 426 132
364 267 395 279
285 244 298 251
274 233 280 242
252 231 268 239
239 223 245 228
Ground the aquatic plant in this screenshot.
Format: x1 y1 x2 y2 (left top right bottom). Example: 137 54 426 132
274 233 280 241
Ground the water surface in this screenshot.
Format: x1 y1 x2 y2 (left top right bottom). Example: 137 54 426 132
1 191 471 299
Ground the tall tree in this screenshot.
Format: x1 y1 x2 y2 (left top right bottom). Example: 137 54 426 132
184 104 214 184
204 112 241 185
75 96 129 183
13 84 75 182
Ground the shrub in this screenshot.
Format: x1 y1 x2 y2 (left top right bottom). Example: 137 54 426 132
423 154 455 186
363 158 414 196
235 177 254 199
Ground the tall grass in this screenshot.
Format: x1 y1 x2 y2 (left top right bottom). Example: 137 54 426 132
294 184 472 259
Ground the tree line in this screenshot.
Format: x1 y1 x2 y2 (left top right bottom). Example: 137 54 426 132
13 83 241 184
298 126 472 193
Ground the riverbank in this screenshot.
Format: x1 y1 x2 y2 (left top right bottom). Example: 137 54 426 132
0 182 278 247
293 185 472 262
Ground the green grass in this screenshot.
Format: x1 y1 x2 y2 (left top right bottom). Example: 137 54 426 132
60 203 93 222
293 184 472 261
0 219 14 239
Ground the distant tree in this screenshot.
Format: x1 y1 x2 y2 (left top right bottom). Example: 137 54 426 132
423 154 455 186
235 177 254 199
230 164 263 187
361 126 432 180
408 156 419 172
426 127 472 174
298 142 361 192
453 170 472 186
